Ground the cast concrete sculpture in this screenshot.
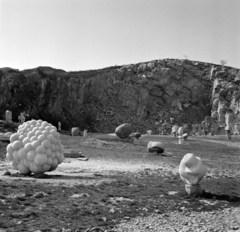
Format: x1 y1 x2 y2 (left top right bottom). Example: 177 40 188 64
225 110 234 140
178 127 184 144
83 129 88 137
179 153 207 195
147 130 153 135
6 119 65 174
71 127 79 136
20 112 25 123
129 132 141 140
183 133 188 140
5 110 12 124
115 123 132 139
147 141 164 154
171 125 179 137
58 122 61 131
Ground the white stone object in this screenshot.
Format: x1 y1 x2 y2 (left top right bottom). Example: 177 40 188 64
83 129 88 137
58 122 61 131
183 133 188 140
5 110 12 123
6 119 64 174
179 153 206 195
147 130 152 135
178 136 184 144
20 112 25 123
71 127 79 136
147 141 164 154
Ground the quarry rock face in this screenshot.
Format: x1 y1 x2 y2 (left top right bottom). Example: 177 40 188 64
0 60 240 133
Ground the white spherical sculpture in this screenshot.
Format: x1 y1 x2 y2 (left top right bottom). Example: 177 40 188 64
6 119 65 174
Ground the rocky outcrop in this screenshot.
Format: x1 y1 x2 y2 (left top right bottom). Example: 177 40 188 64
0 59 239 133
209 66 240 134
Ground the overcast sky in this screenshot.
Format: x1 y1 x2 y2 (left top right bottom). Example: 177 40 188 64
0 0 239 71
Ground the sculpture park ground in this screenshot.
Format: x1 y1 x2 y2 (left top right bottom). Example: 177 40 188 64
0 122 240 232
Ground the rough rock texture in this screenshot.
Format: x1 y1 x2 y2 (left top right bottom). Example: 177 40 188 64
210 66 240 134
0 59 240 133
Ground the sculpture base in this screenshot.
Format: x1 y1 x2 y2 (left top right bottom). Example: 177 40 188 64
179 138 183 144
185 184 202 196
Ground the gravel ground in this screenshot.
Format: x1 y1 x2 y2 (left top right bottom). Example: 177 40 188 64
1 127 240 232
113 207 240 232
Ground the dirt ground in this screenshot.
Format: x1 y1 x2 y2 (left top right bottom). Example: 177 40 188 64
0 123 240 232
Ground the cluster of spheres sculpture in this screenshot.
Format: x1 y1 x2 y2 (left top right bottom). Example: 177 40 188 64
6 119 65 174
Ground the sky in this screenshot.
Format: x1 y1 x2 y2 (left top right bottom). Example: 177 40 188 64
0 0 240 71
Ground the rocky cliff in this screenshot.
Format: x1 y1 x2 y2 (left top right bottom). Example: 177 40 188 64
0 59 239 133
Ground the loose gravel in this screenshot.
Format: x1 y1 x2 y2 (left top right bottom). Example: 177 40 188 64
113 207 240 232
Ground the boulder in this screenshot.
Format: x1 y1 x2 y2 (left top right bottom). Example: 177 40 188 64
183 133 188 140
115 123 132 139
71 127 80 136
129 132 141 140
147 141 164 154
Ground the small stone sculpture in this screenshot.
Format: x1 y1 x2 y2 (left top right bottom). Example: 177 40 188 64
147 130 152 135
83 129 88 137
178 127 184 144
20 112 25 123
129 132 141 140
115 123 132 139
179 153 207 195
58 122 61 131
225 110 234 140
147 141 164 154
171 125 179 137
5 110 12 124
71 127 79 136
183 133 188 140
6 119 64 174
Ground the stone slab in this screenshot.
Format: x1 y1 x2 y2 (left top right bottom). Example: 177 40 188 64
64 149 83 158
0 136 10 143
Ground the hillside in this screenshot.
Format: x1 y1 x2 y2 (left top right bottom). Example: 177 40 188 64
0 59 239 133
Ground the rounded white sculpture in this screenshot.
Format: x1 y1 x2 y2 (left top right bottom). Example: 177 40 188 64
179 153 207 195
6 119 65 174
71 127 79 136
147 141 164 154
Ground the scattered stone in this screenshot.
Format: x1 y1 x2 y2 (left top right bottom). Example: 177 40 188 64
58 122 61 131
147 130 153 135
168 191 178 196
115 123 132 139
3 170 11 176
129 132 141 140
147 141 164 154
70 193 90 198
64 149 84 158
5 110 12 124
71 127 79 136
183 133 188 140
83 129 88 137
